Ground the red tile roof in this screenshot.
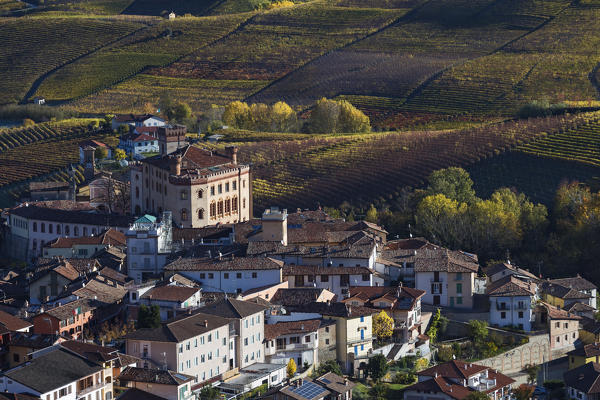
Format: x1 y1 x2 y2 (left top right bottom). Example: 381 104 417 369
419 360 489 380
46 228 126 248
264 319 321 340
141 286 201 303
486 275 537 297
0 310 32 331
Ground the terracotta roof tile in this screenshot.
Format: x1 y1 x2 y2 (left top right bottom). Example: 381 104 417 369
141 286 200 303
119 367 193 385
550 276 597 291
264 319 321 340
315 372 355 394
0 310 32 331
486 275 537 297
165 256 283 271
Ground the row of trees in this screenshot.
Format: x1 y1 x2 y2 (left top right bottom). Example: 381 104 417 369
218 98 371 134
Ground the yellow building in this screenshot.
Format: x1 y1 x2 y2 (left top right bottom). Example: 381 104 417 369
541 282 591 310
580 317 600 345
567 343 600 369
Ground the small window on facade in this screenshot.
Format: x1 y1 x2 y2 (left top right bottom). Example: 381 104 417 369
181 209 188 221
181 190 187 200
197 189 203 199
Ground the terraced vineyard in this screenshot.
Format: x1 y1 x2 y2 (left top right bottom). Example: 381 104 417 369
0 0 26 14
0 17 145 104
36 14 249 102
214 114 592 210
0 120 102 187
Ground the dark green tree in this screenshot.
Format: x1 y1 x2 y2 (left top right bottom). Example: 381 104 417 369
137 305 161 329
464 392 491 400
427 167 476 204
367 354 388 382
316 360 342 376
198 386 221 400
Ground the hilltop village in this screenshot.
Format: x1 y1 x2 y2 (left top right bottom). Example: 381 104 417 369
0 114 598 400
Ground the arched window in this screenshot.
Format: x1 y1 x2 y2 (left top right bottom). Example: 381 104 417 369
225 198 231 214
198 209 205 220
33 222 37 232
217 200 224 216
197 189 203 199
210 202 216 218
181 209 188 221
232 196 238 213
41 223 45 233
74 226 79 236
49 224 53 234
135 187 139 199
135 175 139 181
65 225 70 235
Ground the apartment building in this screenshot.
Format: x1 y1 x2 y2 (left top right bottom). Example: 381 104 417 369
534 303 581 351
43 228 126 259
126 213 173 283
0 347 109 400
125 312 233 383
139 285 203 320
32 299 96 339
198 298 267 369
282 265 373 299
264 319 320 368
487 276 538 331
164 257 283 294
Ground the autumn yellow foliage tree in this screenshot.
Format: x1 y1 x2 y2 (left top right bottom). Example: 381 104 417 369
114 149 126 161
373 310 394 340
223 101 252 129
287 358 297 378
223 100 297 132
308 98 370 133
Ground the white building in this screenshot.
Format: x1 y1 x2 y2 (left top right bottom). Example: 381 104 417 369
282 265 373 299
118 133 159 159
264 319 320 368
549 276 598 310
112 114 166 131
164 256 283 295
126 311 234 383
0 347 109 400
5 201 131 261
199 298 267 369
139 285 203 320
126 213 172 283
487 275 538 331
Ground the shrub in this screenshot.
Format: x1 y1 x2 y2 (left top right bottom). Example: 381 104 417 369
393 372 416 384
437 345 454 362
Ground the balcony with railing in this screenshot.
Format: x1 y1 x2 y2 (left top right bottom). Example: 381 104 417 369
347 335 373 345
275 342 316 352
77 379 109 399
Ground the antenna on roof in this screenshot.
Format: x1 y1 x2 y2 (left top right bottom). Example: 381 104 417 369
408 223 413 238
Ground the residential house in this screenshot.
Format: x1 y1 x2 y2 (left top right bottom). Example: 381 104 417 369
534 302 581 351
486 276 537 331
43 228 126 259
482 262 539 284
126 213 173 283
317 320 337 364
7 333 64 368
264 319 320 368
130 144 251 228
5 200 132 261
118 387 170 400
567 302 596 319
403 360 515 400
125 311 233 384
270 288 335 307
564 362 600 400
118 367 194 400
119 133 159 159
549 276 597 309
33 96 45 105
0 347 109 400
413 246 479 308
198 298 267 369
541 281 592 310
275 378 330 400
139 285 203 320
32 298 96 339
29 258 81 304
164 256 283 295
282 265 373 299
342 285 425 344
0 310 32 336
314 372 355 400
79 139 111 163
568 343 600 370
289 302 375 374
112 114 166 131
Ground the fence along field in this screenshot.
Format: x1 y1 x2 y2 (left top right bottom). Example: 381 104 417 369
247 0 568 118
0 17 145 104
209 113 592 211
34 14 250 102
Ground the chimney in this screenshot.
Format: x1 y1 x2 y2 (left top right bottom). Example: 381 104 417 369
225 146 238 164
344 378 348 386
188 309 192 315
204 319 208 327
298 378 303 387
169 155 182 175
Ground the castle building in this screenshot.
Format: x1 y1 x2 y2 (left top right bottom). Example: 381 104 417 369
130 125 251 228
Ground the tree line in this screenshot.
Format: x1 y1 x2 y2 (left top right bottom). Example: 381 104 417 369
327 167 600 284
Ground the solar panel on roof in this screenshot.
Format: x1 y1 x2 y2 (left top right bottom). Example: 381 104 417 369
291 382 328 399
174 374 188 380
320 378 331 384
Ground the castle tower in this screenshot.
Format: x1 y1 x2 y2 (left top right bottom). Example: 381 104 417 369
158 124 187 156
82 145 96 181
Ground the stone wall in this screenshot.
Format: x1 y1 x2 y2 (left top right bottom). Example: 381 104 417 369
476 334 551 375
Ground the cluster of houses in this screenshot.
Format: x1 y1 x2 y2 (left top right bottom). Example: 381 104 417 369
0 114 600 399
